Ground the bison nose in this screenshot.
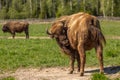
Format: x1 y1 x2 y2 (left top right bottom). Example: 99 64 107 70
2 28 5 31
2 28 6 32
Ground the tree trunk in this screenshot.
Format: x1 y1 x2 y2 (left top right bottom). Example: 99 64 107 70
29 0 32 17
83 0 86 12
61 0 64 9
69 0 72 10
111 0 114 16
101 0 106 18
96 0 100 16
77 0 81 11
52 0 56 17
0 0 1 10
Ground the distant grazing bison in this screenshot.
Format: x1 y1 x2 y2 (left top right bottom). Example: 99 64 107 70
2 21 29 39
47 12 106 76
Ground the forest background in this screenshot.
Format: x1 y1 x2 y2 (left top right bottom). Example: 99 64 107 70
0 0 120 19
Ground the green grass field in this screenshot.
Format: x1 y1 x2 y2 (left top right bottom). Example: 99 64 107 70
0 20 120 38
101 20 120 36
0 39 68 71
0 20 120 72
0 23 50 37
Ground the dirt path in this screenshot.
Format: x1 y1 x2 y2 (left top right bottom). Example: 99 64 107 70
0 36 51 39
0 66 120 80
0 36 120 39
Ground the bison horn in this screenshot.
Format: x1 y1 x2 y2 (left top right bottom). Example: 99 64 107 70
46 28 51 35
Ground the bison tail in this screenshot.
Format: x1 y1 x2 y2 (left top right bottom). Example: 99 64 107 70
91 18 106 46
98 31 106 46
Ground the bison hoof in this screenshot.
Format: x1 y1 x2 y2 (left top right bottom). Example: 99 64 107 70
100 71 104 74
68 71 73 74
80 72 84 76
77 69 80 72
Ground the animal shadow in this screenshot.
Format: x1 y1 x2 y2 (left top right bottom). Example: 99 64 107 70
85 66 120 74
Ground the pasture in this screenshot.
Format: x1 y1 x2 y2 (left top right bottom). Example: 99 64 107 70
0 20 120 79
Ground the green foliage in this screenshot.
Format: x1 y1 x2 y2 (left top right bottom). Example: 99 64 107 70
0 0 120 19
114 78 120 80
1 76 16 80
114 0 120 16
0 7 8 19
91 73 109 80
7 8 19 19
56 6 73 17
39 0 48 19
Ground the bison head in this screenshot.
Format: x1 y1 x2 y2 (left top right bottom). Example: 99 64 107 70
47 21 67 38
2 24 9 32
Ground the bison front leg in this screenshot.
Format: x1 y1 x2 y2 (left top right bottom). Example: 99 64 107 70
59 46 75 74
69 54 75 74
95 45 104 74
25 30 29 39
78 44 86 76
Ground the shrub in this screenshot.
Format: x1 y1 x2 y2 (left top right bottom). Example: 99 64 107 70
91 73 109 80
0 7 8 19
1 76 16 80
7 8 19 19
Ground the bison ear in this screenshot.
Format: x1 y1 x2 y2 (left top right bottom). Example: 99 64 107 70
60 20 65 26
60 20 67 28
59 21 68 33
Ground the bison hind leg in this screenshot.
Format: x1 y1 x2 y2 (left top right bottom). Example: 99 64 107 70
25 30 29 39
75 52 80 72
11 32 15 39
95 45 104 74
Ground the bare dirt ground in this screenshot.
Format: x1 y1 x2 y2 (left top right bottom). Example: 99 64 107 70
0 66 120 80
0 35 120 39
0 36 51 39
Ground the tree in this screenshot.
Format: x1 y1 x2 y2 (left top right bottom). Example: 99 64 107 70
39 0 48 18
0 0 1 10
29 0 32 17
114 0 120 16
83 0 86 12
0 0 120 19
0 7 8 19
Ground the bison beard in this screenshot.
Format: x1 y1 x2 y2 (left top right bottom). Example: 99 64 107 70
47 12 106 76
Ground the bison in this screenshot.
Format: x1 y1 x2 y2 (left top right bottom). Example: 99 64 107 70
47 12 106 76
2 21 29 39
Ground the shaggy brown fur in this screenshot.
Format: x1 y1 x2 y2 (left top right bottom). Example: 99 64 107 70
2 21 29 39
47 12 106 76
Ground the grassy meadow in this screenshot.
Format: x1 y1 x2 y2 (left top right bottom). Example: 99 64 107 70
0 20 120 72
101 20 120 36
0 23 51 37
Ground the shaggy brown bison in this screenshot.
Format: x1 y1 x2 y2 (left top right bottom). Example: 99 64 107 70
2 21 29 39
47 12 106 76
